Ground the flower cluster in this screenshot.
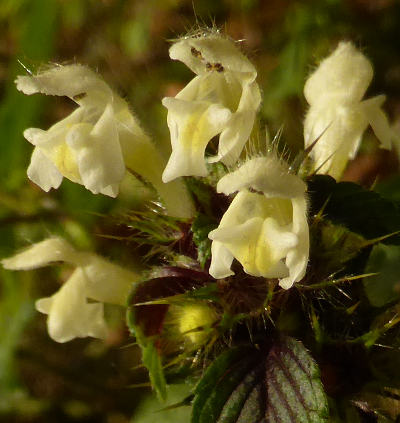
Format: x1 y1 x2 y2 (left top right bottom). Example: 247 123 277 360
2 31 394 350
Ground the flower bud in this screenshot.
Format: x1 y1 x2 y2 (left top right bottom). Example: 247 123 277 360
175 302 218 346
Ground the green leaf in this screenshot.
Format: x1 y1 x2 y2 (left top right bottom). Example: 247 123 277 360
266 337 329 423
191 337 329 423
141 342 167 401
127 298 168 401
375 174 400 204
354 388 400 421
364 243 400 307
309 219 367 279
192 346 256 423
308 175 400 245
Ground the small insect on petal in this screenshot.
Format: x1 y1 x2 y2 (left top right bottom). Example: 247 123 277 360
162 29 261 182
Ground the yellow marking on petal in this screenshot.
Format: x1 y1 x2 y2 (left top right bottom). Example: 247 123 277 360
49 143 81 183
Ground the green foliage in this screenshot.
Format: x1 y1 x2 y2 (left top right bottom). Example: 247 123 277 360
308 175 400 244
141 342 167 401
192 338 328 423
364 244 400 307
0 0 57 191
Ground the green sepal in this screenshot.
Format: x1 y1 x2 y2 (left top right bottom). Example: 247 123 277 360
127 299 168 400
141 341 167 401
191 213 217 268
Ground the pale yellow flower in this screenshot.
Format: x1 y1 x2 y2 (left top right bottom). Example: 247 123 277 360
2 238 138 342
209 156 309 289
304 42 392 179
162 30 261 182
16 64 137 196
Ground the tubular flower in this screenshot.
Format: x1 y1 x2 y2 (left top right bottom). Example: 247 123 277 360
304 42 392 179
16 64 137 197
208 156 309 289
15 64 194 218
162 30 261 182
2 238 138 343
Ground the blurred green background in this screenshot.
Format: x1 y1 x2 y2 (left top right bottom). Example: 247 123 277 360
1 0 400 421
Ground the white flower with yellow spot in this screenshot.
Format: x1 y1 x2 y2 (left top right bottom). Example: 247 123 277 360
16 64 137 197
304 42 392 179
162 30 261 182
209 156 309 289
2 238 138 343
16 64 194 218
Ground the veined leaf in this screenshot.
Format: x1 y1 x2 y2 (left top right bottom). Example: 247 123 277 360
191 337 329 423
266 337 328 423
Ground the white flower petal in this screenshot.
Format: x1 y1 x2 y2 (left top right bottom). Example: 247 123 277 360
15 64 143 198
27 148 63 192
216 156 306 198
210 80 261 165
208 241 235 279
304 42 393 179
162 97 231 182
304 103 369 178
1 237 80 270
81 255 138 305
169 32 257 77
209 160 309 287
2 238 139 342
163 32 261 180
362 95 392 149
36 269 108 343
279 196 309 289
15 64 111 102
67 104 125 196
304 42 373 105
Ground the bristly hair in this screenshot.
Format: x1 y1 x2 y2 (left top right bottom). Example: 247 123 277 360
167 20 222 43
229 126 292 179
166 21 249 59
